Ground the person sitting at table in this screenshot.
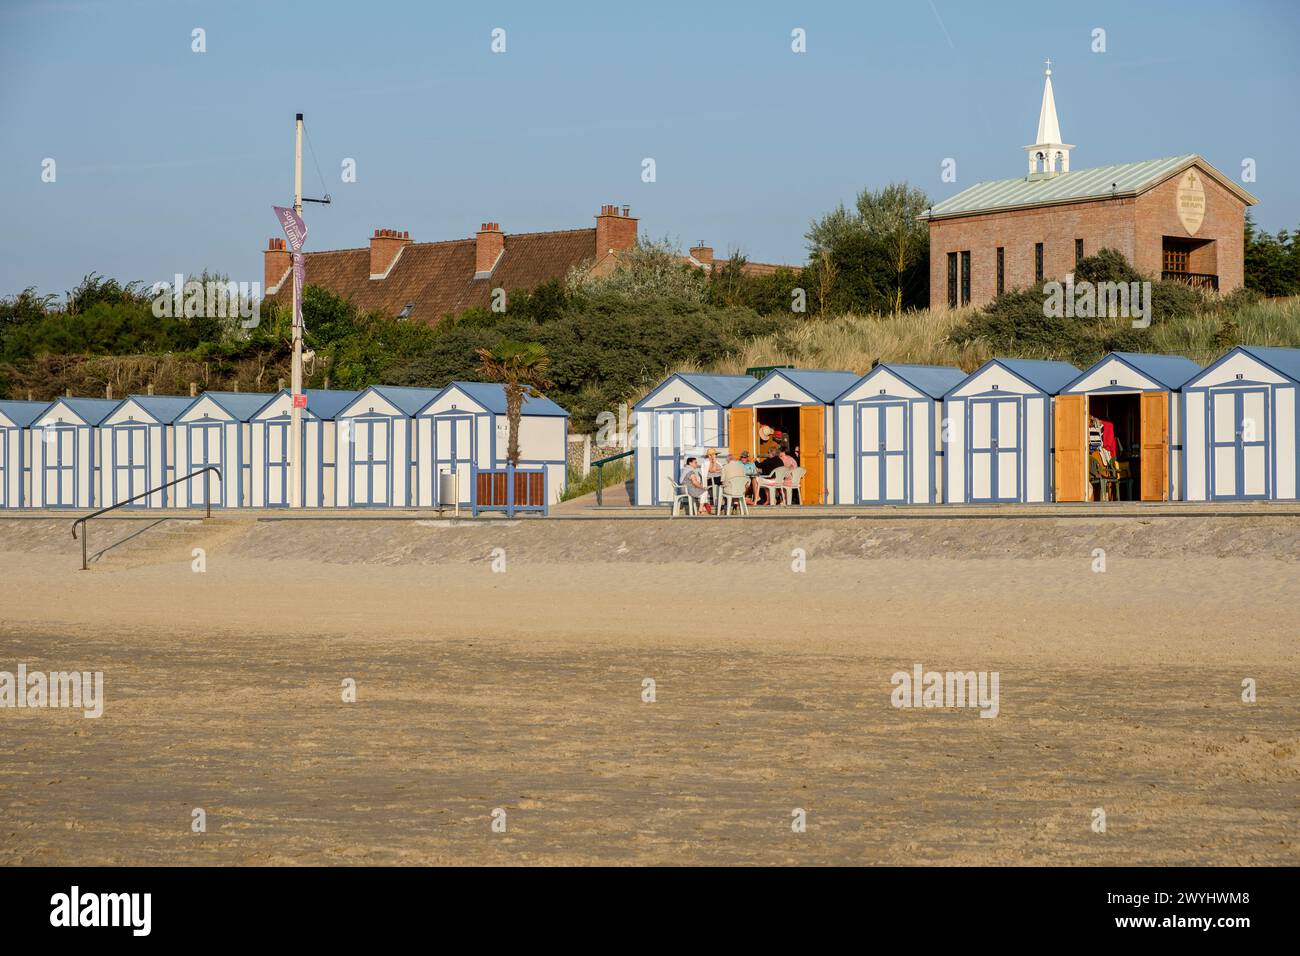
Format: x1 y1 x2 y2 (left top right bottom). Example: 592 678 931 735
754 449 786 505
701 447 724 501
680 456 710 514
734 450 759 502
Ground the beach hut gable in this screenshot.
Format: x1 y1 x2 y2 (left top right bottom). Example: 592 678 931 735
1063 352 1202 394
36 397 118 429
0 400 51 509
1181 346 1300 501
0 400 52 430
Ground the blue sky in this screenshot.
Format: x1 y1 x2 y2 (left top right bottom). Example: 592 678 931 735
1 0 1297 299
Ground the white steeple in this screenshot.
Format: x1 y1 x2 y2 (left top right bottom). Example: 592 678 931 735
1024 59 1074 176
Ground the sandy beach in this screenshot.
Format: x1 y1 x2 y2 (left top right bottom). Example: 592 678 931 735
1 511 1296 865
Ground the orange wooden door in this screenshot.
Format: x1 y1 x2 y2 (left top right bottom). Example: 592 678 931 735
1140 391 1169 501
728 408 753 461
798 404 825 504
1053 394 1088 502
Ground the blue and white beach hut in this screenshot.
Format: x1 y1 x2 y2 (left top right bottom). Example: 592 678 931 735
0 400 50 509
1181 346 1300 501
1054 352 1201 502
249 388 361 508
28 397 119 508
334 385 441 507
414 382 570 507
833 364 967 504
632 373 754 506
173 391 272 508
943 358 1080 504
729 368 859 504
99 395 191 507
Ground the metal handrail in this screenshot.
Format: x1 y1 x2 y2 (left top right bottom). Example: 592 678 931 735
592 449 633 507
71 466 222 570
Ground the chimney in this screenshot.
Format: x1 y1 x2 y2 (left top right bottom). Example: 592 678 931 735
189 381 198 397
595 203 638 260
105 383 113 400
475 222 505 276
369 228 411 279
264 238 291 292
689 242 714 266
147 383 155 396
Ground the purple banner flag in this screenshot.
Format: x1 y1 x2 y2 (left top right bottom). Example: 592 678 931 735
273 205 308 252
292 253 305 330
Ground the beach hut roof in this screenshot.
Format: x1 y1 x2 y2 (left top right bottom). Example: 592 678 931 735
675 373 757 407
439 381 570 417
1067 352 1202 392
874 364 969 400
0 399 52 428
357 385 444 417
1239 345 1300 383
250 388 363 421
185 390 276 422
51 397 121 426
745 368 859 404
992 358 1081 395
123 394 194 424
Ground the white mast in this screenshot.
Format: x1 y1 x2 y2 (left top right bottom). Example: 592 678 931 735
290 113 304 508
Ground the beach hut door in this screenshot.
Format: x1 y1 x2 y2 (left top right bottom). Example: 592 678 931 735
43 426 77 507
727 408 753 462
113 425 149 506
1210 389 1268 500
653 409 699 504
266 420 291 506
799 404 826 504
1053 395 1087 502
0 428 9 507
857 402 906 504
1139 392 1169 501
969 398 1020 502
434 415 474 504
350 418 391 506
187 422 223 507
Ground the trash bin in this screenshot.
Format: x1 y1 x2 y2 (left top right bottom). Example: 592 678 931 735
438 471 459 510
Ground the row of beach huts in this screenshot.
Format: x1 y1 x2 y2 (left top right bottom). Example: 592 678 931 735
0 382 569 510
631 345 1300 505
2 344 1297 512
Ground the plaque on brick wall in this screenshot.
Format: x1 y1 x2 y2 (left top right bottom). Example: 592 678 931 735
1176 168 1206 235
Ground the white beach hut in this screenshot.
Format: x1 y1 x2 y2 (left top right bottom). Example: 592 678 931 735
1054 352 1200 502
414 381 570 508
99 395 191 508
0 400 50 509
28 397 119 509
632 373 754 506
944 358 1080 504
1181 346 1300 501
173 391 272 508
833 364 967 505
249 388 360 508
730 368 859 504
334 386 440 508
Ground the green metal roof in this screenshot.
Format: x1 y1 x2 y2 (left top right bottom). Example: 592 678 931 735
921 154 1255 220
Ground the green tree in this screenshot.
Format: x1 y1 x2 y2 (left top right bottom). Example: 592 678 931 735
475 341 554 466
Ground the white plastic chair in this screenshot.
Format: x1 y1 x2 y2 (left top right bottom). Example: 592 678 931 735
759 467 791 505
718 475 749 516
784 466 807 505
668 477 697 517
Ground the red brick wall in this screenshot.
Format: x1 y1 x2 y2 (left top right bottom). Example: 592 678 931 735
928 197 1137 311
928 163 1251 309
595 205 638 258
1134 169 1247 292
475 223 504 274
264 238 290 292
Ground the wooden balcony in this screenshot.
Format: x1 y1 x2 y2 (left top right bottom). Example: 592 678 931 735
1162 271 1219 291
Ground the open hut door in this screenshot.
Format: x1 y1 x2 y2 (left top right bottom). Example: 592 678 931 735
798 404 825 504
728 408 753 462
1140 392 1169 501
1053 394 1087 502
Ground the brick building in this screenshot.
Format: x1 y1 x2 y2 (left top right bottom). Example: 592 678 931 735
264 204 797 324
922 63 1258 311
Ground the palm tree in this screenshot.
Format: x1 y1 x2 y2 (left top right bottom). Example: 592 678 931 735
475 341 554 467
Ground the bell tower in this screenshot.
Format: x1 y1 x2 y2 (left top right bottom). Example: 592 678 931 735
1024 60 1074 176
